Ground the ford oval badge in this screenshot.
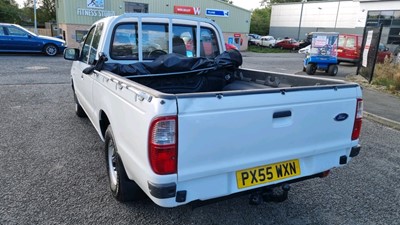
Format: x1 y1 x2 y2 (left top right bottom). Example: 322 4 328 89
334 113 349 121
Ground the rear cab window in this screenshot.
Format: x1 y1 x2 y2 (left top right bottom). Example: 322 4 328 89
109 20 220 61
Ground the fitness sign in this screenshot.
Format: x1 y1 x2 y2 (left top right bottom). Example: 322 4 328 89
77 0 115 17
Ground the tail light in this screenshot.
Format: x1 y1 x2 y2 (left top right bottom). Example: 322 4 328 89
148 116 177 175
351 98 363 140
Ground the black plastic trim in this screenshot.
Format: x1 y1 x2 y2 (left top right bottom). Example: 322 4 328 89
350 145 361 157
147 181 176 199
340 155 348 165
273 111 292 119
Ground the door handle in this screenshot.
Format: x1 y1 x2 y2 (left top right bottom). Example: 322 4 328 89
273 111 292 119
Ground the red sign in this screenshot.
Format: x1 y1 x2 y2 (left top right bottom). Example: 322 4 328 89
234 33 241 38
174 6 201 15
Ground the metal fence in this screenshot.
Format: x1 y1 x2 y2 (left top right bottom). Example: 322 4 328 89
25 28 52 36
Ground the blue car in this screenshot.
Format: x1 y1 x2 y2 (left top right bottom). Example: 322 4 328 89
0 23 67 56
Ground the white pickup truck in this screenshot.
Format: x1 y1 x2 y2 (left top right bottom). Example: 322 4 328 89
64 13 363 208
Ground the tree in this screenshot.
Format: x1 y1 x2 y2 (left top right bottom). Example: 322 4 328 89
21 0 56 25
0 0 22 23
250 7 271 35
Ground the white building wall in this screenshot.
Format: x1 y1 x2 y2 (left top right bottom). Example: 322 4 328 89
270 4 302 27
271 1 360 29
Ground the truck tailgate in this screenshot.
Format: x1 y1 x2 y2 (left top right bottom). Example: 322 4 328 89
176 87 358 184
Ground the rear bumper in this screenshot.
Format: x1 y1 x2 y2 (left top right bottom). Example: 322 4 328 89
338 57 359 63
147 145 361 207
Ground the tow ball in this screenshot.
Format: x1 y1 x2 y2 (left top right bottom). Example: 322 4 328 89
249 184 291 205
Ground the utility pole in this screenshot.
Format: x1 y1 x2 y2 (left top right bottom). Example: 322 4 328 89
34 0 38 34
297 0 306 40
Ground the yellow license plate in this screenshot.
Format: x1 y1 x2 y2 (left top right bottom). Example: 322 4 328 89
236 159 301 189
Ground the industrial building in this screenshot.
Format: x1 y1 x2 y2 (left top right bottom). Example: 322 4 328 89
270 0 400 49
55 0 251 49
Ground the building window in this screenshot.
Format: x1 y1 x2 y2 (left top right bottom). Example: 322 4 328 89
125 2 148 13
388 27 400 44
393 11 400 26
75 30 88 42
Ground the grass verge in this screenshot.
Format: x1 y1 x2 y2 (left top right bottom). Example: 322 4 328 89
373 57 400 94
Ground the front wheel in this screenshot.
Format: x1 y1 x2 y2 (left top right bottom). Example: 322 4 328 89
105 126 144 202
306 63 317 75
43 44 58 56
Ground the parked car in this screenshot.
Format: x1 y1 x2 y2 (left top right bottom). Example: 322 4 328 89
0 23 66 56
275 38 299 50
248 33 261 45
376 43 392 63
259 35 276 48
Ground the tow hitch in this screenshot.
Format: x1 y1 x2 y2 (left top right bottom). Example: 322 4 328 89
249 184 291 205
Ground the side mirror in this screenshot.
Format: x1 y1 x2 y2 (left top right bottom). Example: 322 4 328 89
64 48 80 61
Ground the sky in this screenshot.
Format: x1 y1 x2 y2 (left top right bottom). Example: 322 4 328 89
15 0 262 11
233 0 263 11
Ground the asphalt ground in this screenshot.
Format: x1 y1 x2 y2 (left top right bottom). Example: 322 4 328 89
0 54 399 224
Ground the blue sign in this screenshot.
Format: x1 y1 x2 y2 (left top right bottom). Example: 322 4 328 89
205 8 229 17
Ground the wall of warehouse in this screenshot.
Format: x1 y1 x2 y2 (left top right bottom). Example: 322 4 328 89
269 0 400 46
56 0 251 50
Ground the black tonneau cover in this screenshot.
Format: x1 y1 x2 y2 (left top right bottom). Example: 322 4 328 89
84 50 242 77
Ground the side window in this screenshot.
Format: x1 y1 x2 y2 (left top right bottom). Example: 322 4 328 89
88 22 103 65
346 37 355 48
338 36 345 47
142 23 168 60
200 27 219 58
172 25 196 57
7 26 28 37
111 23 138 60
80 26 96 64
0 26 5 36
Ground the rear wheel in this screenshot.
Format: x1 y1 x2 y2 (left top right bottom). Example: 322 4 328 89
328 64 338 76
105 126 144 202
306 63 317 75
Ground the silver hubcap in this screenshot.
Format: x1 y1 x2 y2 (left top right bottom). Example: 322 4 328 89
107 139 118 191
46 46 57 55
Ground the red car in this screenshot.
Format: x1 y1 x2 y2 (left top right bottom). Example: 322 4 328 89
377 43 392 63
225 43 238 51
275 38 299 50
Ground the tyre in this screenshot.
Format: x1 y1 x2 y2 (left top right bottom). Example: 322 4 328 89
73 92 87 118
105 126 143 202
43 44 58 56
306 63 317 75
328 64 338 76
302 66 306 72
